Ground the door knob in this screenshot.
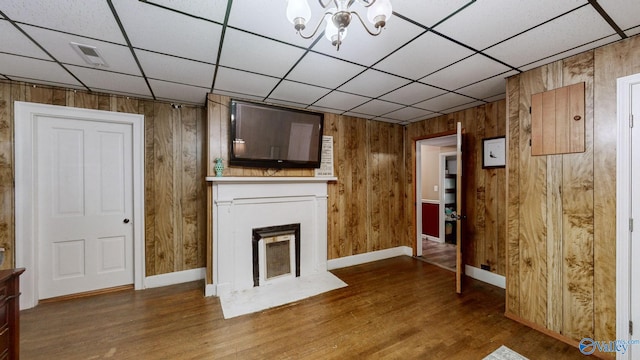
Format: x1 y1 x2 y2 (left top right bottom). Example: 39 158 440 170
123 218 130 224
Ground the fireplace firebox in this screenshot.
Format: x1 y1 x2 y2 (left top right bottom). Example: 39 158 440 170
252 224 301 287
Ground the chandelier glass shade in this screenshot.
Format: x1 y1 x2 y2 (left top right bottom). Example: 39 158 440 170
286 0 392 50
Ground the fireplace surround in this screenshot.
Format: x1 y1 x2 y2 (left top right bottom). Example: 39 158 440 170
205 177 336 298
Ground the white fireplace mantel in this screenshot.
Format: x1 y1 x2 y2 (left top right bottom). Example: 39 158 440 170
205 176 336 298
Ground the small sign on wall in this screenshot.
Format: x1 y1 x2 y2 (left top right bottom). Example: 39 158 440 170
482 136 506 168
315 135 334 177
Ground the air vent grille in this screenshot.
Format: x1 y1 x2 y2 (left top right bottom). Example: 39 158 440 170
70 42 108 67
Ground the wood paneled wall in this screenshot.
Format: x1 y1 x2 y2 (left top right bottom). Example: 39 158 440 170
205 94 407 261
0 80 207 276
505 34 640 345
405 101 507 275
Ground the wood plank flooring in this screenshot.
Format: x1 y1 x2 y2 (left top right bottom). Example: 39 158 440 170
21 257 586 359
421 238 457 271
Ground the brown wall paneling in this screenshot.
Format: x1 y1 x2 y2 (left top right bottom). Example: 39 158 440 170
504 35 640 345
0 80 207 276
406 102 507 276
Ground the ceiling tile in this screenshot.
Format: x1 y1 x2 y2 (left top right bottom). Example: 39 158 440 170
381 107 435 122
519 34 620 71
149 79 209 105
373 32 475 79
111 0 222 63
455 73 513 100
421 54 511 91
267 80 330 105
23 25 140 76
598 0 640 33
218 28 306 78
6 76 85 90
485 6 614 68
227 0 326 48
435 0 588 50
350 99 404 117
342 111 376 119
414 92 476 112
338 69 411 98
67 65 150 98
444 100 486 113
0 20 49 59
137 50 214 87
311 13 425 67
0 53 81 86
147 0 228 23
1 0 126 44
392 1 474 29
313 91 370 111
286 52 366 89
214 67 280 99
213 90 264 103
380 82 446 105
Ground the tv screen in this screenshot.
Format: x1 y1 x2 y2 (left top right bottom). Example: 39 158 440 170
229 99 324 169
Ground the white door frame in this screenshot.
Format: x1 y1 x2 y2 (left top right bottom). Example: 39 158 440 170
15 101 145 310
616 73 639 360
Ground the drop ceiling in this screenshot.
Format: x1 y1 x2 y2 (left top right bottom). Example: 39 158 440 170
1 0 638 124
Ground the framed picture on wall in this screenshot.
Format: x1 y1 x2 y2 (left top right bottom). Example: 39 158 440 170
482 136 506 168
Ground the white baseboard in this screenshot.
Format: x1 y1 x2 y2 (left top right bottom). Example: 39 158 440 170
327 246 413 270
145 267 205 289
425 235 442 243
464 265 505 289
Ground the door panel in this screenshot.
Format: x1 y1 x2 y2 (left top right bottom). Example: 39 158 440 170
456 122 463 294
38 117 134 299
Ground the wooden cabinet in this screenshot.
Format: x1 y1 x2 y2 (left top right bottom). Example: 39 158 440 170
531 82 585 156
0 269 25 360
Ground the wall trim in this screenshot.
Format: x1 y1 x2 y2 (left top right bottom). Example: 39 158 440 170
145 268 206 289
464 265 506 289
327 246 413 270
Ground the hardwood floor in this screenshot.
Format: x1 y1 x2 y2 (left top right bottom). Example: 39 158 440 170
21 257 586 359
421 238 456 271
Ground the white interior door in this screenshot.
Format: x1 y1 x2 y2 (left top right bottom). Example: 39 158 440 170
37 117 134 299
630 82 640 356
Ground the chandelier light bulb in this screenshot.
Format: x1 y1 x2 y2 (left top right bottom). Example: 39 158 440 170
286 0 311 31
367 0 392 28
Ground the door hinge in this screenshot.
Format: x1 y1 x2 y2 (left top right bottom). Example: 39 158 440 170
630 320 633 335
631 114 634 128
630 218 634 232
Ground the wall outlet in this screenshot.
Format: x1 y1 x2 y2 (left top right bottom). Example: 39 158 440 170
433 185 438 192
481 264 490 271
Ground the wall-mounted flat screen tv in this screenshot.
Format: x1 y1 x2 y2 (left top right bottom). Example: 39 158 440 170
229 99 324 169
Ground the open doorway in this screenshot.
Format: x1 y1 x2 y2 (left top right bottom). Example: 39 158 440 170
415 135 457 272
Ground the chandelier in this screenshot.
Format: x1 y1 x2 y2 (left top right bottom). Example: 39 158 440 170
286 0 392 50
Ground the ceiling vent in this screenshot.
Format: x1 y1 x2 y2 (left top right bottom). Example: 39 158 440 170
70 42 108 67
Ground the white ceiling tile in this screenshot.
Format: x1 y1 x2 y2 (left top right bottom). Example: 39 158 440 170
149 0 228 23
484 94 507 103
338 69 410 98
455 74 512 100
219 28 306 78
311 13 425 67
598 0 640 32
421 55 511 91
444 100 486 114
267 80 330 105
23 25 140 76
519 34 620 71
313 91 370 111
306 105 343 115
0 53 81 85
214 67 280 98
350 99 404 117
485 6 614 68
392 1 474 29
373 32 475 79
382 107 435 122
137 50 214 87
414 92 476 112
626 26 640 37
67 65 150 97
342 111 376 119
1 0 125 44
8 77 86 91
227 0 326 48
380 82 446 105
0 20 49 59
435 0 588 50
212 90 265 103
286 52 366 89
149 79 208 105
111 0 222 63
